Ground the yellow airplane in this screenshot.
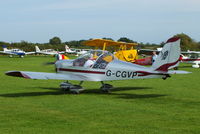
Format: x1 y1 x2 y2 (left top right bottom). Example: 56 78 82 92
83 39 138 63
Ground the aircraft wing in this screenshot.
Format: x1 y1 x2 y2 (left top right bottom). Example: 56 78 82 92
168 70 191 74
138 49 160 55
0 51 16 55
0 51 6 54
5 71 89 81
58 51 65 54
25 52 36 55
35 52 52 55
181 51 200 54
139 49 158 52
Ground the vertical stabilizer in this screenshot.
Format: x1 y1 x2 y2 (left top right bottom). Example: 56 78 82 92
2 45 8 52
152 37 180 72
35 46 40 52
65 45 70 52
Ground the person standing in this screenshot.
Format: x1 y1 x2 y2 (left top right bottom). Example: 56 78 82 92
152 51 158 63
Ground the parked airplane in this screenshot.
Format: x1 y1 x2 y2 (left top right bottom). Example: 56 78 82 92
0 45 35 57
35 45 77 55
6 37 190 94
83 39 138 63
65 45 76 54
35 46 62 55
75 49 90 56
137 48 200 68
181 51 200 68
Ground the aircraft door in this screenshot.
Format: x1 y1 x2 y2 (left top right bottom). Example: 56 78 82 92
93 52 114 69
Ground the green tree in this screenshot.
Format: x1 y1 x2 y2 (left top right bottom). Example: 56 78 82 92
49 37 61 45
118 37 135 43
174 33 198 51
102 37 113 41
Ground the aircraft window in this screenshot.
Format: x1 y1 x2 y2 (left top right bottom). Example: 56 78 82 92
73 51 104 67
93 52 114 69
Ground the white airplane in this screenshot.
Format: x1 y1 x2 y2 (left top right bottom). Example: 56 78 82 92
75 49 90 56
65 45 76 54
35 46 62 55
181 51 200 68
6 37 190 94
35 45 75 55
0 45 35 58
138 47 200 68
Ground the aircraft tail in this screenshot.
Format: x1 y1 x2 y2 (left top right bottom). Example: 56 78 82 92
151 37 180 72
65 45 70 52
35 46 40 52
2 45 8 51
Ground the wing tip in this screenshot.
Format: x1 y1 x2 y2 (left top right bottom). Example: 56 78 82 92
5 71 30 79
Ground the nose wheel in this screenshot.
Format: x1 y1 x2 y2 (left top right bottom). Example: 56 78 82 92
60 81 84 94
192 64 199 68
100 81 113 93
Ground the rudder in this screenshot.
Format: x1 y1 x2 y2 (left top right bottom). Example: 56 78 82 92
151 37 180 72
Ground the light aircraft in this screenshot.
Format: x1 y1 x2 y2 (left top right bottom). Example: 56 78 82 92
83 39 138 63
0 45 35 58
35 46 66 55
180 51 200 68
75 49 90 56
135 47 163 65
65 45 90 56
137 48 200 68
65 45 76 54
5 37 190 94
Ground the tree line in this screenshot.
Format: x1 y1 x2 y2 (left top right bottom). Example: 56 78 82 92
0 33 199 51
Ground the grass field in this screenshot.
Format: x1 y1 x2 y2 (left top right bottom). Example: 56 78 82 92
0 55 200 134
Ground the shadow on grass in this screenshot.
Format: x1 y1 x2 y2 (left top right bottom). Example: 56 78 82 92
82 87 167 99
41 86 152 92
82 86 152 94
0 91 64 97
0 86 167 99
115 93 167 99
40 87 61 91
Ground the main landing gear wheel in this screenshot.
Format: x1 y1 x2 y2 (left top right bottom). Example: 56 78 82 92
60 81 84 94
100 81 113 93
162 74 171 80
174 67 178 70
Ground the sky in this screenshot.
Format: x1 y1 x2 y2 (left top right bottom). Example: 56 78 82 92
0 0 200 44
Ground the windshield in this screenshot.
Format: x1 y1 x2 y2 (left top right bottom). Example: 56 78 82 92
73 50 114 68
73 50 104 67
92 51 114 69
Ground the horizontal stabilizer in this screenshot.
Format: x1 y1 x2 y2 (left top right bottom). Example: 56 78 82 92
167 70 191 74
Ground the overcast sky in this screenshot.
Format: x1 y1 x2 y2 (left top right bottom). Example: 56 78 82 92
0 0 199 43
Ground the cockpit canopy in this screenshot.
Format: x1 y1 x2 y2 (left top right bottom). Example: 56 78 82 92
73 50 114 69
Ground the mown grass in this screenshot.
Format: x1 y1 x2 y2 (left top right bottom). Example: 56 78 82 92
0 55 200 134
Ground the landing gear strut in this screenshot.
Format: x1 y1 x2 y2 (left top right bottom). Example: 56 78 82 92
60 81 84 94
100 81 113 93
162 74 171 80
